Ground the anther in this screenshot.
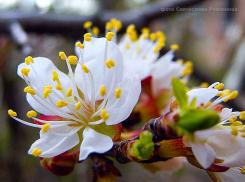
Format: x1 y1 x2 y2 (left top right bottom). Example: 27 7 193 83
141 27 150 34
239 111 245 120
76 42 85 49
170 44 179 50
52 71 59 82
231 126 238 136
55 84 62 90
100 85 107 96
83 21 93 29
32 148 42 157
68 56 78 65
82 64 90 73
115 88 122 99
106 32 115 41
105 59 115 69
66 88 72 97
24 86 36 95
21 68 30 77
8 109 17 117
150 33 157 41
241 167 245 174
75 102 82 110
214 83 224 90
106 22 113 31
201 82 209 88
126 44 130 50
59 52 66 60
56 100 68 108
100 109 109 121
84 33 92 37
43 89 51 99
92 26 99 35
27 110 37 118
42 124 51 133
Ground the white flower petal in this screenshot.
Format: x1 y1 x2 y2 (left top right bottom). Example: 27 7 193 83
214 168 245 182
79 127 113 160
220 108 233 123
190 142 216 169
28 126 79 158
207 130 245 167
105 74 141 125
151 52 185 96
26 94 53 115
75 38 123 101
187 88 219 107
17 57 73 114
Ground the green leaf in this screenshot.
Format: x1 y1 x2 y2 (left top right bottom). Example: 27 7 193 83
177 109 220 133
171 78 188 110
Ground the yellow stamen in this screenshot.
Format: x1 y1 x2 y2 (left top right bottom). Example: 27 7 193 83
44 85 52 90
28 56 34 63
231 126 238 136
221 89 231 98
115 88 122 99
25 57 30 65
84 37 92 42
55 84 62 90
68 56 77 65
59 52 66 61
242 133 245 138
24 86 36 95
184 61 193 68
105 59 115 69
92 26 100 35
141 27 150 34
21 68 30 77
66 88 72 97
100 85 106 96
234 121 242 126
106 32 115 41
214 83 224 90
84 33 92 38
201 82 209 88
100 109 109 121
143 55 147 59
239 111 245 120
27 110 37 118
82 64 90 73
56 100 68 108
52 71 59 82
76 42 84 49
183 68 192 77
126 44 130 50
126 24 135 34
241 167 245 174
83 21 92 29
150 33 157 41
8 109 17 117
75 102 82 110
42 124 51 133
32 148 42 157
43 89 51 99
170 44 179 50
106 22 113 31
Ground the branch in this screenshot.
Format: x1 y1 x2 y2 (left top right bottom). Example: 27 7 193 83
0 0 207 38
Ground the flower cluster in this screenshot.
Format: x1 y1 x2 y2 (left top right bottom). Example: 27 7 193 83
8 19 245 181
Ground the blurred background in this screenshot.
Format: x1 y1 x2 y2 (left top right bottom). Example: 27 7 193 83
0 0 244 181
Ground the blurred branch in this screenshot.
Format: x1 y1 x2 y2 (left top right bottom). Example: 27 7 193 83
0 0 206 38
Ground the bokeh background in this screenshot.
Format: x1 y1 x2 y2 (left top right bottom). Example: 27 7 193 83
0 0 244 181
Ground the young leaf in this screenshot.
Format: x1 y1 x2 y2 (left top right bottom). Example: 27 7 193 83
171 78 188 110
177 109 220 133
